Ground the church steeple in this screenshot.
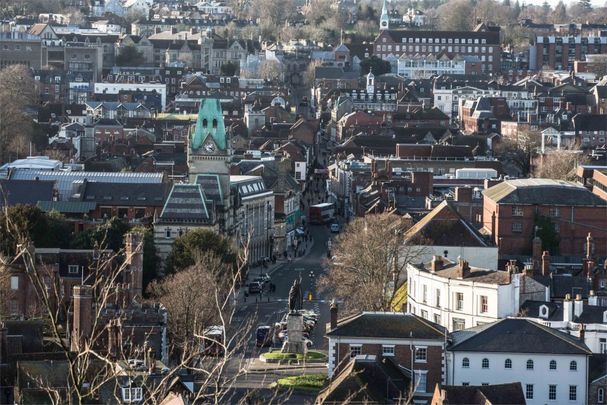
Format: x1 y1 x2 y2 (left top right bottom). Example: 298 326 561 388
380 0 389 30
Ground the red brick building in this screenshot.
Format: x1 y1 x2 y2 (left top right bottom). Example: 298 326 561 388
326 309 446 403
482 179 607 257
374 24 501 74
577 165 607 201
530 33 607 71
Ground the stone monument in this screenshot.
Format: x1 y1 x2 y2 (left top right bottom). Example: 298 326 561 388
281 278 307 354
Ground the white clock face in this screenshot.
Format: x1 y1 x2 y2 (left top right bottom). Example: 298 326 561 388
204 142 216 153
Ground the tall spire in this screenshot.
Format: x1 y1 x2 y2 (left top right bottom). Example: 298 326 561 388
380 0 389 30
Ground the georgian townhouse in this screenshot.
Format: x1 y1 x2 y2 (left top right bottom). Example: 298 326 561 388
407 256 548 331
447 318 592 405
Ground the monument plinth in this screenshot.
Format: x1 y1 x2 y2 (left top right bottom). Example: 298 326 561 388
280 278 307 354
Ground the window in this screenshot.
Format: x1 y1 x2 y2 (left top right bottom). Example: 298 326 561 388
505 358 512 369
415 347 427 362
414 371 427 392
10 276 18 290
68 265 79 274
453 318 465 331
601 338 606 353
122 387 143 403
549 207 560 217
482 358 489 369
462 382 470 386
570 360 577 371
350 344 361 357
569 385 577 401
421 310 428 319
165 228 171 238
549 360 557 370
512 222 523 233
480 295 488 313
549 384 557 400
462 357 470 368
455 292 464 310
513 206 524 216
527 359 534 370
382 345 395 356
435 289 441 307
526 384 534 400
422 284 427 303
598 387 605 403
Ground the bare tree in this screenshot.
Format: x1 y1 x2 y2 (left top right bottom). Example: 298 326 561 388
534 148 589 181
0 64 36 162
0 210 262 404
319 212 426 314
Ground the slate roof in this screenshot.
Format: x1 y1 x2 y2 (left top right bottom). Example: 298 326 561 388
449 318 592 355
195 174 223 205
532 272 592 299
483 179 607 206
520 300 562 321
0 179 54 207
158 184 213 224
404 200 490 247
326 311 446 339
573 113 607 132
80 182 168 207
37 200 97 214
437 383 526 405
413 258 510 284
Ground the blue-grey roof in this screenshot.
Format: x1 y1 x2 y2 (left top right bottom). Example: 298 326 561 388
9 169 164 201
158 184 213 224
195 174 223 205
0 179 54 207
37 200 97 214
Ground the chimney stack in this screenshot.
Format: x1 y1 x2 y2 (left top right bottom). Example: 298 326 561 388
532 236 542 273
454 187 472 203
563 294 573 322
171 27 177 35
587 233 593 259
456 257 470 279
330 300 338 330
72 285 93 351
125 232 144 302
431 256 443 273
0 322 7 365
541 251 550 276
574 294 584 318
589 290 598 306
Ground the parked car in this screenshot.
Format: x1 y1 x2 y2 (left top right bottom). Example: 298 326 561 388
201 326 224 356
256 325 272 347
330 223 340 233
248 282 262 294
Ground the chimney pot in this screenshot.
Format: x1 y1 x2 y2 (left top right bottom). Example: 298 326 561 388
330 300 338 330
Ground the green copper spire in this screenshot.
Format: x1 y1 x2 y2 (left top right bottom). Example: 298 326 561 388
191 98 227 151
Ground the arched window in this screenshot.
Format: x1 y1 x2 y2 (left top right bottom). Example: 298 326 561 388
549 360 557 370
481 358 489 369
570 360 577 371
462 357 469 368
504 359 512 369
212 119 218 128
526 359 534 370
202 118 208 127
598 388 605 403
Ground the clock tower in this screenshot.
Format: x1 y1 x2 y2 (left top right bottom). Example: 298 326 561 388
188 98 232 231
380 0 389 30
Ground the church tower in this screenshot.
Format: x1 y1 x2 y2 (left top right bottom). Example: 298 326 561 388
188 98 232 231
366 70 375 93
380 0 389 30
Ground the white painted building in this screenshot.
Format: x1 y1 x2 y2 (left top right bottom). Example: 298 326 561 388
407 257 548 331
447 318 591 405
521 291 607 354
397 54 465 79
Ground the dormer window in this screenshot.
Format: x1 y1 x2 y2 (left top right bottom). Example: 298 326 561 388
539 305 549 319
121 387 143 403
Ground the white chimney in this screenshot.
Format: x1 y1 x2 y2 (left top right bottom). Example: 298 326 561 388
574 294 584 318
563 294 573 322
589 290 598 306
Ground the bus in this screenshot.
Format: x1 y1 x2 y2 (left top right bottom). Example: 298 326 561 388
201 326 224 356
309 203 335 224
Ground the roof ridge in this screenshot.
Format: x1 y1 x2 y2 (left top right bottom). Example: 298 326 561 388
527 318 592 353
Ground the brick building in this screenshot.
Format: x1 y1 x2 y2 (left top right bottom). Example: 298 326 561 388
374 24 501 74
482 179 607 257
577 165 607 201
529 33 607 71
326 309 446 403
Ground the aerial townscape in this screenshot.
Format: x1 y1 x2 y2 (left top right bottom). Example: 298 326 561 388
1 0 607 403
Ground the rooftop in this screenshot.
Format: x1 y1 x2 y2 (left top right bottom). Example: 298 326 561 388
326 311 446 339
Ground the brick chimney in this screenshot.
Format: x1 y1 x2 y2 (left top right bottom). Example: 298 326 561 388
0 322 7 365
125 232 144 302
431 255 443 273
456 257 470 279
454 187 472 203
541 251 550 276
72 285 93 351
330 300 338 330
532 236 542 273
